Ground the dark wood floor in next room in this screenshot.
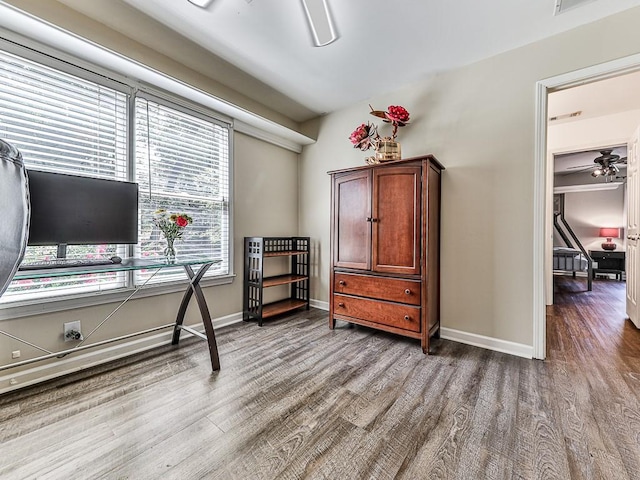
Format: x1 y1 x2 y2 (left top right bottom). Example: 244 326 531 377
1 276 639 479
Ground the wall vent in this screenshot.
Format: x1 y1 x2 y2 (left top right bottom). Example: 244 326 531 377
554 0 598 15
549 111 582 122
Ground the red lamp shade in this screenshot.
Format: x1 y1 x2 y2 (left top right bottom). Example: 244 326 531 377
599 228 620 239
599 227 620 251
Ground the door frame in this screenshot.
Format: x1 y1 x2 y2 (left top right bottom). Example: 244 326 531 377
533 53 640 360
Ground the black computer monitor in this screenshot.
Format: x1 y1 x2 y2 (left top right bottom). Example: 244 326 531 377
26 170 139 247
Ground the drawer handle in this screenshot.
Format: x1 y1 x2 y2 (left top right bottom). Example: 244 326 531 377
339 280 346 286
338 302 345 308
404 315 410 321
404 289 411 295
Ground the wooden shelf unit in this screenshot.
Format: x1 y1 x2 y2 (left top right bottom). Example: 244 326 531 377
243 237 310 326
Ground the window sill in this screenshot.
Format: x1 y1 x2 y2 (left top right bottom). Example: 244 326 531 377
0 274 236 321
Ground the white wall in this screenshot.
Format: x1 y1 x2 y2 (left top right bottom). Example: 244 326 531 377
299 7 640 348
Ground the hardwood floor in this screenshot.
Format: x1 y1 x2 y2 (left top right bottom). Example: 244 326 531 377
1 278 639 479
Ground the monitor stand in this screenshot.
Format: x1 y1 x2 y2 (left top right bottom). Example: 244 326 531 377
56 244 68 259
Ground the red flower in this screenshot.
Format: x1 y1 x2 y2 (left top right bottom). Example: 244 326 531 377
176 215 189 227
385 105 410 124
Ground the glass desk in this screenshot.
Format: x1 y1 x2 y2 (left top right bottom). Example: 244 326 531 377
2 256 222 374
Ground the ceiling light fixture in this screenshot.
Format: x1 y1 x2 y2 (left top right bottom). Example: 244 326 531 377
301 0 338 47
591 163 619 179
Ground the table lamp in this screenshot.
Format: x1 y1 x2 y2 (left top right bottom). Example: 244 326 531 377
599 227 620 251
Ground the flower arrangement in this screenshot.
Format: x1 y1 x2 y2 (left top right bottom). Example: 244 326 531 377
153 209 193 261
349 104 410 152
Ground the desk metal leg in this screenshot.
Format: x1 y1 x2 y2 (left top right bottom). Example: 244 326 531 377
172 263 220 371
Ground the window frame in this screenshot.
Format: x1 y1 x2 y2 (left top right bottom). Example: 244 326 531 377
0 38 235 320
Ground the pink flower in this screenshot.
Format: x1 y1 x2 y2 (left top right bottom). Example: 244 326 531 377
176 215 189 227
349 123 377 151
385 105 410 124
349 123 367 144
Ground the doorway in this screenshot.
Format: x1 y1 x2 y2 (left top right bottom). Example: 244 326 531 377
551 145 627 291
534 54 640 359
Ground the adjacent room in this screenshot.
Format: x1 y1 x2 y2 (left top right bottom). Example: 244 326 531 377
1 0 639 478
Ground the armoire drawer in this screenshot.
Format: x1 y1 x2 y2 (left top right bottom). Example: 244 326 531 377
334 273 421 306
333 294 421 332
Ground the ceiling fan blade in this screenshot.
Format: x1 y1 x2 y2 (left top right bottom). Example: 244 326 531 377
566 163 595 170
187 0 214 7
301 0 338 47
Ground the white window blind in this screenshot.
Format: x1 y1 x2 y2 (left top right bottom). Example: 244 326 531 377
134 96 230 284
0 48 129 302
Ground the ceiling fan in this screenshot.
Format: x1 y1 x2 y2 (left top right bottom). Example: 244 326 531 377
565 149 627 179
186 0 338 47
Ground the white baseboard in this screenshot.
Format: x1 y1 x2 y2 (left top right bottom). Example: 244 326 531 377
440 327 533 359
0 312 244 395
310 299 329 311
214 311 244 328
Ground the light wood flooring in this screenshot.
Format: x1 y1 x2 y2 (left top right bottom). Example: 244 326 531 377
1 277 639 479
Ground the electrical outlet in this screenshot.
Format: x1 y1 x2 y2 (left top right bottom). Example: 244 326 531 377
11 350 20 359
63 320 83 342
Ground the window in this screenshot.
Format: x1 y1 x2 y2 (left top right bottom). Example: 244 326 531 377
134 95 230 284
0 45 231 304
0 49 129 301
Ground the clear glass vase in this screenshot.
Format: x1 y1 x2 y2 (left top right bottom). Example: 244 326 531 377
375 138 402 162
164 239 177 263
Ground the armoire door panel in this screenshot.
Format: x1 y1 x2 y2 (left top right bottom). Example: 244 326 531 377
333 170 371 269
372 166 421 275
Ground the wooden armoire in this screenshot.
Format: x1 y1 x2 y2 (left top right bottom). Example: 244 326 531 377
328 155 444 353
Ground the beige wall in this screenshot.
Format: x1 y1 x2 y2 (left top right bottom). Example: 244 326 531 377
0 2 301 390
4 0 640 386
299 7 640 346
0 132 298 390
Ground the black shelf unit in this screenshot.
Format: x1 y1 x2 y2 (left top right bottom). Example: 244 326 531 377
243 237 310 326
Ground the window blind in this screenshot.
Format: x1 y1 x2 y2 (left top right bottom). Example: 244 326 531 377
134 96 230 284
0 49 129 301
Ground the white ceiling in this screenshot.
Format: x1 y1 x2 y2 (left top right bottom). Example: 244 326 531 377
549 70 640 122
57 0 640 122
550 70 640 175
